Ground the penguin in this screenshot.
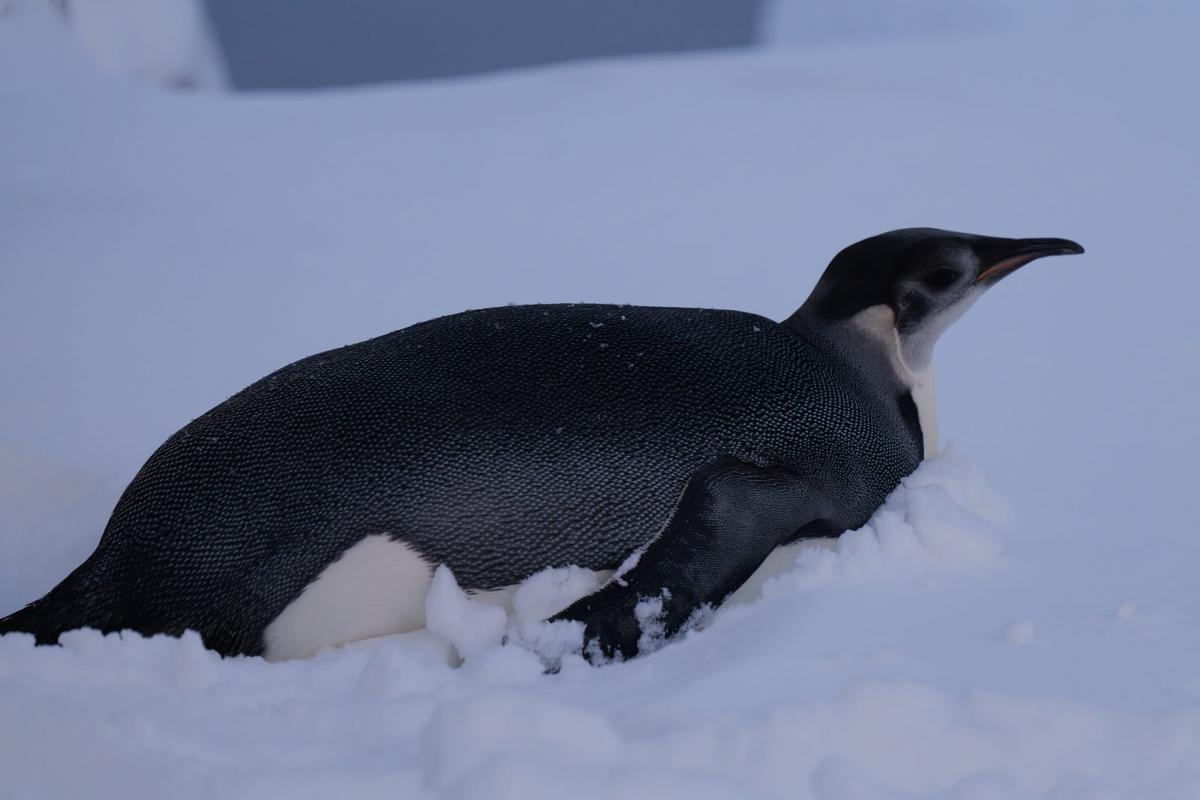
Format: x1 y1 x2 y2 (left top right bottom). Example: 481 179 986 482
0 228 1083 662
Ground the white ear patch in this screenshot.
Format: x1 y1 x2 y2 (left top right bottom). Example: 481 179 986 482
847 305 939 458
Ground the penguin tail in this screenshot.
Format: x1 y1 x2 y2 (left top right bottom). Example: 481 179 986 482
0 601 54 643
0 560 117 645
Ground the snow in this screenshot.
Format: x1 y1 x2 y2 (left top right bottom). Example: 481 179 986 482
425 565 508 662
767 446 1008 593
3 1 1200 797
61 0 225 88
510 565 602 625
1003 621 1036 646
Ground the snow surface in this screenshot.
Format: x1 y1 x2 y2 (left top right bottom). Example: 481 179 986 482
2 2 1200 797
58 0 225 88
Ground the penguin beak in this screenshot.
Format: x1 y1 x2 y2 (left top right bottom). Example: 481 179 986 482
974 237 1085 285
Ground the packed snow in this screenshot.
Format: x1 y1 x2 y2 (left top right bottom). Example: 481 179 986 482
2 2 1199 798
58 0 225 88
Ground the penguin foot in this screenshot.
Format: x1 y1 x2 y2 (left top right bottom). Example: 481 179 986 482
559 586 703 664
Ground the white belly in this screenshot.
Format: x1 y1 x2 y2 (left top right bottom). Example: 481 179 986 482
262 534 434 661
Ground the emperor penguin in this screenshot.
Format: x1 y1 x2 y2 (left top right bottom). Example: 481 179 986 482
0 228 1083 661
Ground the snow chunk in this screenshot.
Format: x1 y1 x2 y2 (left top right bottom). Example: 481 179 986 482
634 592 668 654
611 547 644 587
425 565 507 662
508 617 587 667
505 565 599 665
511 565 602 623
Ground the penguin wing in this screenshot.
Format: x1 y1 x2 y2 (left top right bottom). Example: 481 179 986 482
552 456 831 662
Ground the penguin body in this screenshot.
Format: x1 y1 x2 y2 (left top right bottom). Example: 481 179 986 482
0 229 1083 661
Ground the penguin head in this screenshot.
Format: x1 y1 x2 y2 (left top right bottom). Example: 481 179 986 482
799 228 1084 368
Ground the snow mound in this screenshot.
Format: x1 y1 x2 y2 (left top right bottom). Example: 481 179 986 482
63 0 225 88
768 444 1009 595
3 620 1198 800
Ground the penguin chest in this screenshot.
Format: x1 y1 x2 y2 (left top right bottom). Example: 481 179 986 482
847 304 939 459
908 363 938 458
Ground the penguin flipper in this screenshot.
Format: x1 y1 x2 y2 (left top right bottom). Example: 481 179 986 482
551 457 828 662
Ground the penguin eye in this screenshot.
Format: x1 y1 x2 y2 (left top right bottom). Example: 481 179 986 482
921 267 959 291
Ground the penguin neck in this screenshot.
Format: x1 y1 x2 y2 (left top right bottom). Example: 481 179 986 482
786 304 939 459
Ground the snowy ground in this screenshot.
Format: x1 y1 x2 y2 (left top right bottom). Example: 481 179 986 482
2 3 1200 798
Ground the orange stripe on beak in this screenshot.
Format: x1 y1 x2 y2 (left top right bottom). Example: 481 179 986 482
975 254 1038 284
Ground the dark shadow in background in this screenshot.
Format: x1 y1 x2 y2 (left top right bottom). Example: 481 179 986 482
206 0 764 90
